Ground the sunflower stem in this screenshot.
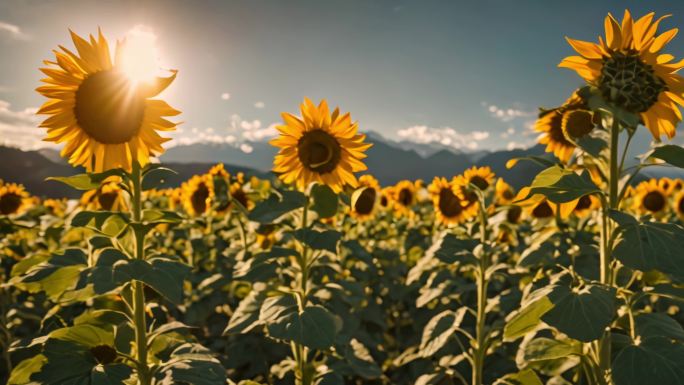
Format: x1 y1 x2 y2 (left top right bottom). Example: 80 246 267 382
472 198 489 385
291 193 312 385
131 162 150 385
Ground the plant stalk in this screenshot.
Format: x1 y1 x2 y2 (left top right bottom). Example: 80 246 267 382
472 200 489 385
131 162 150 385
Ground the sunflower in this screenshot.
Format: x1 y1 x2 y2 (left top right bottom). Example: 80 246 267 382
0 181 31 216
462 166 495 191
230 181 252 210
632 178 668 216
43 198 67 217
37 29 180 172
80 177 127 211
515 187 577 220
350 175 381 221
428 177 469 225
572 194 600 218
391 180 417 215
379 187 393 210
560 10 684 139
255 224 277 250
181 175 213 216
270 98 372 193
534 91 591 163
495 178 516 205
674 190 684 220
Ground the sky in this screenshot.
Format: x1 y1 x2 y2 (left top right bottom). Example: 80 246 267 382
2 0 684 154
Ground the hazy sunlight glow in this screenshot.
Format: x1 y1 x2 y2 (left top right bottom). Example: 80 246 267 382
119 26 160 84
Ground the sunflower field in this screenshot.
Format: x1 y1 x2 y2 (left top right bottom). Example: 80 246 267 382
4 8 684 385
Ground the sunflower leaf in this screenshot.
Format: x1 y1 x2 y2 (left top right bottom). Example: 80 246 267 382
47 169 126 191
520 165 601 203
650 144 684 168
311 183 338 218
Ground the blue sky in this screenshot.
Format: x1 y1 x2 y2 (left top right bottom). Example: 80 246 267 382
1 0 684 153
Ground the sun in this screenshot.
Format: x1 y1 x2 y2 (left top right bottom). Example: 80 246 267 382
119 26 162 85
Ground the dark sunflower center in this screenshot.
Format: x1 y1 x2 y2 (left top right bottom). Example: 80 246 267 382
256 224 276 235
354 187 376 215
438 188 462 218
502 189 515 201
74 70 146 144
191 182 210 214
599 50 667 113
575 195 593 211
90 344 117 365
563 110 594 139
643 191 666 212
506 206 522 223
0 193 22 215
469 176 489 190
380 195 389 207
678 196 684 214
297 129 341 174
398 188 413 206
97 192 118 211
532 201 554 218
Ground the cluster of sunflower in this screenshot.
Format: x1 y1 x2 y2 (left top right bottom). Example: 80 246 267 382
3 9 684 385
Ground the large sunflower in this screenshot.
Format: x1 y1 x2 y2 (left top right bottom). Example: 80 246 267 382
37 29 180 172
350 174 380 221
534 91 592 163
181 175 214 217
428 177 469 226
271 98 372 193
0 181 31 216
560 10 684 139
631 178 668 216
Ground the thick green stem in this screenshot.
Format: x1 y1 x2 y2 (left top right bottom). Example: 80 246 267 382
472 201 489 385
292 195 311 385
131 162 150 385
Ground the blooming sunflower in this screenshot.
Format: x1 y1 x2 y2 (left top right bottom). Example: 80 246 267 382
0 181 31 216
427 177 469 225
230 181 251 210
270 98 372 193
379 187 393 210
495 178 516 205
534 91 591 163
181 175 214 216
37 29 180 172
80 177 127 211
515 187 577 220
560 10 684 139
350 174 380 221
572 194 600 218
391 180 417 215
632 178 668 216
43 198 66 217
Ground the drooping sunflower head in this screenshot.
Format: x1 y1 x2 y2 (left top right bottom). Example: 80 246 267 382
0 181 31 216
37 29 180 172
560 10 684 139
391 180 417 215
350 174 380 221
514 187 576 221
181 174 214 217
270 98 372 193
573 194 600 218
534 91 591 163
427 177 468 226
80 177 127 211
230 181 251 210
632 178 669 216
495 178 516 205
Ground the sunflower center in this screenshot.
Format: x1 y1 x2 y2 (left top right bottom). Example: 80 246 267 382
380 195 389 207
297 129 341 174
398 188 413 206
97 192 118 211
469 176 489 190
232 188 249 209
642 191 666 212
678 196 684 214
575 195 593 211
74 70 146 144
90 344 117 365
354 187 376 215
563 110 594 139
191 182 210 214
599 50 667 113
506 206 522 223
438 188 462 218
532 201 554 218
0 193 22 215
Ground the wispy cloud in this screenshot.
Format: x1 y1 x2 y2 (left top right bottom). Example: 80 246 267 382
0 100 48 150
0 21 30 40
482 102 534 123
254 101 265 109
170 113 277 152
397 125 489 150
221 92 230 100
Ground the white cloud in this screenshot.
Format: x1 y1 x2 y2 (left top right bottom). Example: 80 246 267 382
221 92 231 100
242 123 277 142
240 143 253 153
254 101 265 109
397 125 490 150
483 102 534 123
0 100 50 150
0 21 29 40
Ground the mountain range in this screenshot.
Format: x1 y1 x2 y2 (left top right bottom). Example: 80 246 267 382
2 131 674 198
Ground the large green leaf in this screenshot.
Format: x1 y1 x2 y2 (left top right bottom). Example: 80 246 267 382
156 343 226 385
224 286 268 334
635 313 684 341
19 248 88 299
523 338 581 362
267 305 339 350
503 287 555 341
311 183 338 218
542 284 617 342
424 232 477 264
520 165 601 203
612 214 684 282
47 169 126 191
233 247 298 282
248 190 306 223
292 228 341 254
494 369 543 385
419 308 467 357
612 337 684 385
650 144 684 168
71 211 130 237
